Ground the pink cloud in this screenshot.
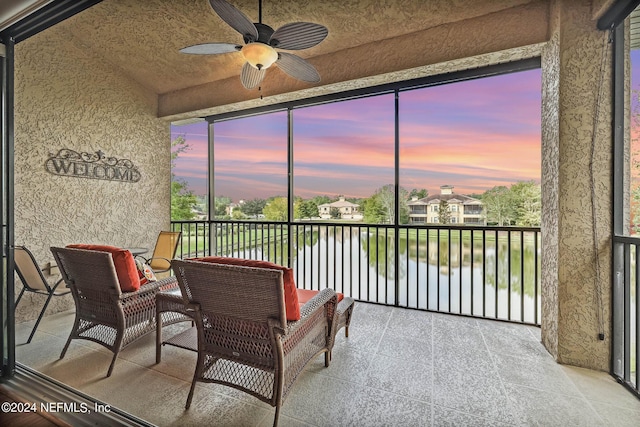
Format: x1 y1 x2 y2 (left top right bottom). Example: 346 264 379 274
173 68 541 200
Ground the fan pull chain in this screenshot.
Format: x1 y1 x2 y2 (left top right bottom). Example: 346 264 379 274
259 86 263 100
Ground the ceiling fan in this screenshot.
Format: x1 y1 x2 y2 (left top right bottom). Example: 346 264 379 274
181 0 328 90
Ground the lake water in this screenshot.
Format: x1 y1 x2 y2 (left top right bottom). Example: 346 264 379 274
229 225 541 324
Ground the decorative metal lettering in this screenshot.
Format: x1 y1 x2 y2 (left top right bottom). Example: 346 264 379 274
45 149 141 183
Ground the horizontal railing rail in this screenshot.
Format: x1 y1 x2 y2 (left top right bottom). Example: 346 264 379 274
171 219 541 325
612 235 640 398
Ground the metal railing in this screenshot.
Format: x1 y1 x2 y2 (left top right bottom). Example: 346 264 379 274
612 235 640 398
171 220 541 325
464 207 483 215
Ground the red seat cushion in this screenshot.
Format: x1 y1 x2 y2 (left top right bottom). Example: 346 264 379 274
297 288 344 307
67 244 141 292
189 257 300 321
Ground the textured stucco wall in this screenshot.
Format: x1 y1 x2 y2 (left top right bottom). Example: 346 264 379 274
13 24 172 322
541 0 561 362
541 0 612 370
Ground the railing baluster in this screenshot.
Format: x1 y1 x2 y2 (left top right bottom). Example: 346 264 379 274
367 225 371 302
447 228 451 312
495 230 499 319
303 224 308 289
310 225 314 290
635 246 640 388
459 229 463 314
507 230 512 321
470 229 475 316
426 228 431 311
520 230 525 323
625 244 631 383
320 224 323 291
534 231 539 324
437 228 441 312
415 228 420 309
482 229 487 318
358 226 362 301
384 227 388 304
349 225 353 299
336 225 344 291
405 228 410 308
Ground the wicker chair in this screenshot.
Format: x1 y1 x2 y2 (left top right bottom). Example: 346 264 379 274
50 246 179 377
171 259 340 427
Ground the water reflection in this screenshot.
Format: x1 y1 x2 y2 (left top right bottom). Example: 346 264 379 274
224 224 541 324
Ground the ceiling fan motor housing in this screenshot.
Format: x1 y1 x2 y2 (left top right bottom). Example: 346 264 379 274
243 22 274 44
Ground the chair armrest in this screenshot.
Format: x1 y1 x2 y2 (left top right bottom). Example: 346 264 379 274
144 256 173 273
284 288 337 336
119 276 178 302
147 257 171 263
41 262 59 276
182 302 200 316
336 296 354 318
300 288 337 318
134 255 149 264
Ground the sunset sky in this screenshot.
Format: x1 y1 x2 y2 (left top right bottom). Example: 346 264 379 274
171 68 542 201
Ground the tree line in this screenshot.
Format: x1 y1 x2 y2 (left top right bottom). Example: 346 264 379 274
174 181 541 227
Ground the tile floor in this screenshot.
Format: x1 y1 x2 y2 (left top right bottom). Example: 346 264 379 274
15 303 640 427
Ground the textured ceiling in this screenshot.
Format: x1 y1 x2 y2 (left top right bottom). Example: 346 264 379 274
33 0 553 119
54 0 538 94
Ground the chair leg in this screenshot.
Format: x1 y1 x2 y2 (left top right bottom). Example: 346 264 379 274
26 292 54 343
325 350 331 367
106 352 119 377
60 336 73 359
14 287 26 307
345 326 349 338
273 404 281 427
186 353 204 409
185 379 197 409
156 307 163 364
60 315 81 359
107 332 125 377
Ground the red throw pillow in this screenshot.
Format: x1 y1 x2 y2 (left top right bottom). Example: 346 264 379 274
189 256 300 321
67 244 141 292
297 288 344 307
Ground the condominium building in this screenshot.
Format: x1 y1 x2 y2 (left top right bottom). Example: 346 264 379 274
318 196 363 220
407 185 484 225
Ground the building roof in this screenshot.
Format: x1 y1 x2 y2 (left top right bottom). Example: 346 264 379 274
319 199 359 208
407 193 482 206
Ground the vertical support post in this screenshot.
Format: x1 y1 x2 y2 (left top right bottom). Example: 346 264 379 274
394 90 400 306
1 38 15 379
208 120 216 256
611 22 625 377
287 108 294 268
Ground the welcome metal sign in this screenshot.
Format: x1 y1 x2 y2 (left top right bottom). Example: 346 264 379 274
45 149 141 183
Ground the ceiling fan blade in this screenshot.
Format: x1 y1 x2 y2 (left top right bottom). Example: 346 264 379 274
270 22 328 50
180 43 241 55
240 62 266 89
276 52 320 83
209 0 258 41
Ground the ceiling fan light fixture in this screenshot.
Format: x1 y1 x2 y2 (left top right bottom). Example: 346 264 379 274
241 42 278 70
